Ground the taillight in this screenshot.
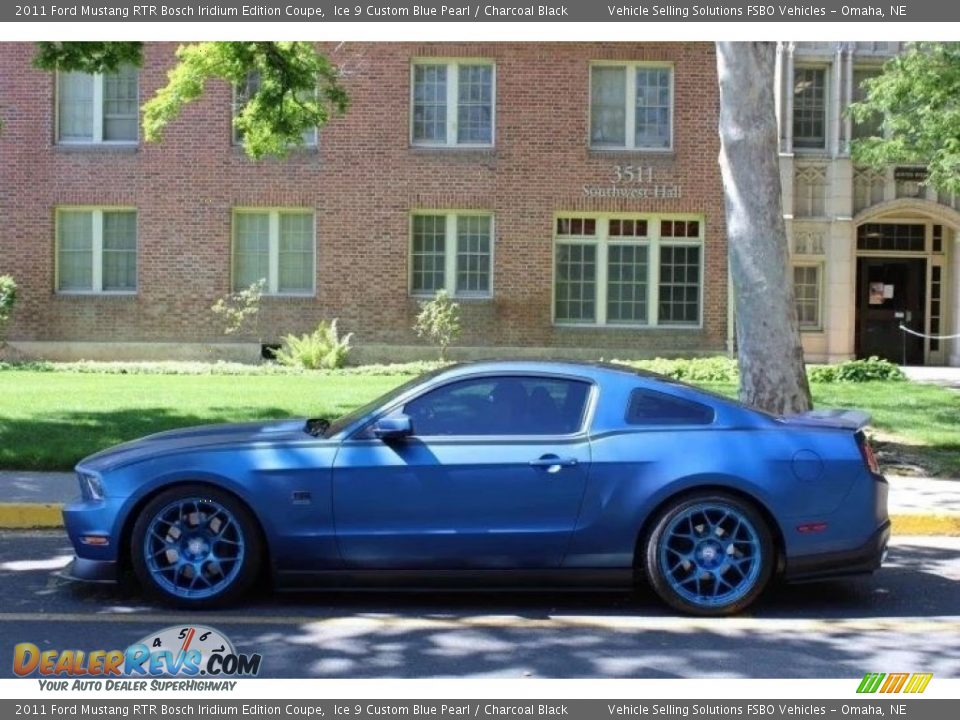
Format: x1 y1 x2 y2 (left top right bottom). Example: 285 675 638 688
856 431 882 475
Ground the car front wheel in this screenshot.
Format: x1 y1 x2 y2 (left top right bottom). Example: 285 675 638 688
130 484 263 608
644 492 774 616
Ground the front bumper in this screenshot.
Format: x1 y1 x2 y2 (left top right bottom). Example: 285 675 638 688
57 556 118 584
784 519 891 583
61 494 125 584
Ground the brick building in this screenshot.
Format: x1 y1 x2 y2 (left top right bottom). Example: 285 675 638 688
0 42 729 362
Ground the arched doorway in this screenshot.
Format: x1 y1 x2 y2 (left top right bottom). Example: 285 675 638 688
853 200 957 365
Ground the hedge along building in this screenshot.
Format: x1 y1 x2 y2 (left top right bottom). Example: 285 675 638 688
0 42 730 362
778 42 960 367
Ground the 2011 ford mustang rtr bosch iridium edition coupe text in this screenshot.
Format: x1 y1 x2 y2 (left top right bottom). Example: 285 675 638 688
62 361 890 615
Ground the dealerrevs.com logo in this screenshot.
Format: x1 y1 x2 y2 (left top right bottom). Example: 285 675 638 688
13 625 261 690
857 673 933 694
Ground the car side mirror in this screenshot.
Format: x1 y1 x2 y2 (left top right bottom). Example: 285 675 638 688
372 414 413 441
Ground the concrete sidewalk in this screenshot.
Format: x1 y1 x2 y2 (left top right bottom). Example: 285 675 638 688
901 365 960 389
0 470 958 533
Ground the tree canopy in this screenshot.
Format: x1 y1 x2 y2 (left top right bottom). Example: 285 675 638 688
31 41 349 159
850 42 960 194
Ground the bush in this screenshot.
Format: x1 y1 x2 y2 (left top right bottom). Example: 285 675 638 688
807 356 906 383
0 359 449 377
0 274 17 343
613 356 739 383
210 279 264 338
273 319 353 370
414 290 461 361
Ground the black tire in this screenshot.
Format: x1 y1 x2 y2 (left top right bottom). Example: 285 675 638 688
130 484 264 609
643 491 774 616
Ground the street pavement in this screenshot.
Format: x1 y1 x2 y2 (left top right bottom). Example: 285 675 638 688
0 530 958 679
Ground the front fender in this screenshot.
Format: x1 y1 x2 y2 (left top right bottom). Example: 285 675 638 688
88 442 341 572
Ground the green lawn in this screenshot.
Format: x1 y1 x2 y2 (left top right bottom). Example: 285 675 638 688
0 372 412 471
0 370 957 476
702 382 960 477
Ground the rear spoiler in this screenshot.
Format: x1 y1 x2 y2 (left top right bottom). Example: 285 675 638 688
781 408 872 431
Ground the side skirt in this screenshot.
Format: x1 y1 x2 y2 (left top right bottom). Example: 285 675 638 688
275 568 635 592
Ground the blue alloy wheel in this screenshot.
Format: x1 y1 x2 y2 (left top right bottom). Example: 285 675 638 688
143 497 245 599
131 485 263 607
645 493 774 616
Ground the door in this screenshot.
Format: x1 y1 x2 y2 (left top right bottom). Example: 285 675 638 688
856 258 926 364
332 375 593 569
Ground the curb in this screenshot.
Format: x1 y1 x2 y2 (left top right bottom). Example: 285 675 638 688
890 514 960 536
1 503 959 536
0 503 65 529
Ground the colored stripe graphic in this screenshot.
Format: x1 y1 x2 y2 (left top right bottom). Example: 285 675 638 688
858 672 932 694
903 673 933 694
857 673 885 693
880 673 910 693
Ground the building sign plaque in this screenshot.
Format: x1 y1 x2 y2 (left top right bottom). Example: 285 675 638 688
894 167 928 182
583 164 682 199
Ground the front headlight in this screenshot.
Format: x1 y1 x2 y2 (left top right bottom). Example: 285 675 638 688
78 471 105 501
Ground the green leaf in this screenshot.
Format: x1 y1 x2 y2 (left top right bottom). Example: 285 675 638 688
849 42 960 195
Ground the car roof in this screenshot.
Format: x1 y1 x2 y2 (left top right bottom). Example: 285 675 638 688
432 359 669 383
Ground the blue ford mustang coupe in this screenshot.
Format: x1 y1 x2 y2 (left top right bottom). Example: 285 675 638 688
62 360 890 615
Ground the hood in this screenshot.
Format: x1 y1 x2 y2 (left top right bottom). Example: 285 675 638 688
77 418 311 473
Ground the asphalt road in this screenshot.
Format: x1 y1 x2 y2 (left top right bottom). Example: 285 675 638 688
1 531 958 679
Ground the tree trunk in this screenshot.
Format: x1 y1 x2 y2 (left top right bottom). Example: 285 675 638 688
716 42 812 415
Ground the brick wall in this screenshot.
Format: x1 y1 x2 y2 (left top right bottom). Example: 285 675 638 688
0 42 727 356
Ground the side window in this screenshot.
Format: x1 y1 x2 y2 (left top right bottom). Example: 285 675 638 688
403 376 590 436
626 389 714 426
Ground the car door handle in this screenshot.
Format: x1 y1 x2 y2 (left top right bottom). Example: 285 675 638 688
529 455 579 473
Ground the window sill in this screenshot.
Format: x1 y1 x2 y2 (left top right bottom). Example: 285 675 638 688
54 291 137 298
410 294 493 303
409 145 496 156
588 147 675 158
259 293 316 300
553 322 702 331
54 143 138 154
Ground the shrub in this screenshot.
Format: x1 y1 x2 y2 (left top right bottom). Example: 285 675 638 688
210 279 265 338
613 356 739 383
273 319 353 370
807 356 906 383
0 359 449 377
414 290 461 361
0 274 17 343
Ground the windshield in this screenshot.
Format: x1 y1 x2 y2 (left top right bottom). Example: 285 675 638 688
321 366 452 438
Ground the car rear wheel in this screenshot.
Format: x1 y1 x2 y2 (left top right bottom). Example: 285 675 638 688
130 484 263 608
644 492 774 616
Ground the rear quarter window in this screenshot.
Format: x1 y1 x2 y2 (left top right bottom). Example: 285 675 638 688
625 388 715 426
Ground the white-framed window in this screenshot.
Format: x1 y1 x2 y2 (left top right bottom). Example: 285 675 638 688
554 215 703 327
410 212 493 298
793 264 822 331
410 60 495 147
56 208 137 293
232 209 315 295
793 67 828 151
590 62 673 151
57 66 139 144
232 72 318 147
